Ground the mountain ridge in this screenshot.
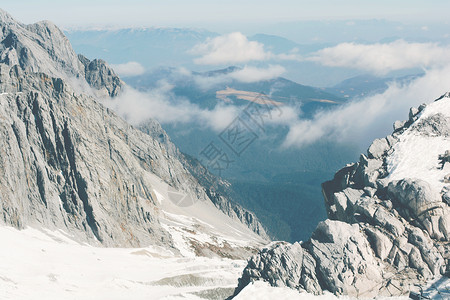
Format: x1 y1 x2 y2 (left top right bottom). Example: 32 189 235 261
232 94 450 298
0 9 268 252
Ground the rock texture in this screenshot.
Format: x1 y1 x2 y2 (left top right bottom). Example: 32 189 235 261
0 9 267 250
234 96 450 298
139 120 268 240
0 9 122 97
78 54 122 97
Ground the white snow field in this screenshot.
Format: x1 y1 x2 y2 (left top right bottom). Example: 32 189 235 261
0 225 246 300
0 172 268 299
4 95 450 300
386 95 450 194
0 225 413 299
234 281 408 300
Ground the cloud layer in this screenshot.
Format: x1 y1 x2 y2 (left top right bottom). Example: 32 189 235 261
104 83 239 132
111 61 146 77
192 33 450 76
228 65 285 83
190 65 286 90
281 65 450 149
109 37 450 153
308 40 450 74
191 32 271 65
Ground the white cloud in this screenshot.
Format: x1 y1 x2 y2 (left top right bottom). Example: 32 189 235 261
110 61 145 77
191 34 450 76
229 65 285 83
106 40 450 152
281 65 450 149
188 65 286 90
308 40 450 74
191 32 272 65
103 84 239 132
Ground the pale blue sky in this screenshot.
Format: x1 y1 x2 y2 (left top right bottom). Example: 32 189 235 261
1 0 449 29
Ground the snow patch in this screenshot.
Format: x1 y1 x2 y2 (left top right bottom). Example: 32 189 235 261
234 281 408 300
153 189 165 204
0 225 246 300
386 97 450 195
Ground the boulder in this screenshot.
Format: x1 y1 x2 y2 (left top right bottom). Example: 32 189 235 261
393 120 407 132
387 179 441 217
309 220 383 298
236 242 322 295
367 138 390 159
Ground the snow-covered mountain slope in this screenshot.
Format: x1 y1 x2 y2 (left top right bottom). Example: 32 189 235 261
232 95 450 298
386 96 450 197
0 226 247 300
234 281 409 300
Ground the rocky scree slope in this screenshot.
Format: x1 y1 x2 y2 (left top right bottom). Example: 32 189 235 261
0 9 267 251
233 94 450 298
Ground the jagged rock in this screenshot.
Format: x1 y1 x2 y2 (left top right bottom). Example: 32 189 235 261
385 134 398 147
439 214 450 240
408 227 445 276
444 174 450 183
331 187 364 221
411 113 450 137
367 138 390 159
0 10 267 251
235 221 387 298
358 155 384 188
0 10 122 97
234 93 450 298
0 76 173 246
308 220 383 298
418 103 427 111
373 207 405 237
365 227 393 260
393 120 407 132
442 186 450 204
409 107 419 121
78 54 123 97
353 196 379 221
235 242 321 295
363 186 377 197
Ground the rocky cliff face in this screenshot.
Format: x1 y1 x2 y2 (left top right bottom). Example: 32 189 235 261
0 9 123 97
234 95 450 298
138 120 269 240
0 9 267 252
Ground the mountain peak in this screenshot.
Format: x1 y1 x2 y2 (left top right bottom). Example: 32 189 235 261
0 12 123 97
0 9 267 253
0 8 18 25
234 93 450 298
435 91 450 101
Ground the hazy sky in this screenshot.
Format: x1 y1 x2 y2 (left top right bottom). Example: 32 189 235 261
2 0 449 29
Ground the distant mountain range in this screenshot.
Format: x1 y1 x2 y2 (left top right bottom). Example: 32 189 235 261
125 66 346 114
65 28 362 86
65 27 216 70
325 73 423 99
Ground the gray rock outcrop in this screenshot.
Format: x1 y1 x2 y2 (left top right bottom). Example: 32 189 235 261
0 9 122 97
234 96 450 298
78 54 123 97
